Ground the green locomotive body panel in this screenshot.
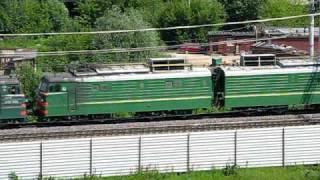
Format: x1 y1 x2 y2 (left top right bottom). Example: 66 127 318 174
225 73 320 108
215 63 320 108
0 77 26 121
37 67 213 117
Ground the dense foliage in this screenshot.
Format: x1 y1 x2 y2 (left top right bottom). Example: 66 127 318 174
261 0 308 27
93 7 162 63
158 0 225 43
0 0 311 68
0 0 311 114
16 64 41 99
0 0 71 33
218 0 265 22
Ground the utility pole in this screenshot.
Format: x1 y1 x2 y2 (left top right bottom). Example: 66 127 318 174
254 25 258 43
310 0 315 60
317 0 320 60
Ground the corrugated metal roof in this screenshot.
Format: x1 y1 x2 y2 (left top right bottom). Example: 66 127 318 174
208 31 255 37
0 49 37 61
264 27 319 37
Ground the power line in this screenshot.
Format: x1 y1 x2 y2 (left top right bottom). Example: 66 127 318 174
3 35 289 57
0 13 319 37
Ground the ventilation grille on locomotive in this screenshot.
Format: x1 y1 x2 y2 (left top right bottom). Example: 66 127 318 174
149 58 192 72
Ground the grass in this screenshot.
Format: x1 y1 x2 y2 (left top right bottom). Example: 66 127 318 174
70 165 320 180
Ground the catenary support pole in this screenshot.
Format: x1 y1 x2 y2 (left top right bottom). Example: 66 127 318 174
40 142 43 180
138 136 142 172
234 131 237 166
318 0 320 59
187 134 190 172
282 128 285 167
90 139 93 176
310 0 315 60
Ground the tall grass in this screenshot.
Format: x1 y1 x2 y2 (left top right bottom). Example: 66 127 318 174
10 165 320 180
99 165 320 180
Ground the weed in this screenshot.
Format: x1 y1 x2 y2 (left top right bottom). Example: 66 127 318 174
8 172 19 180
222 164 239 176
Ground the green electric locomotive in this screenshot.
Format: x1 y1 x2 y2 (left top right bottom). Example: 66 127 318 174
0 76 27 122
31 57 320 121
35 58 213 119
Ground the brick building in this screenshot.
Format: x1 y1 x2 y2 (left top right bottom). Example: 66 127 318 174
208 31 256 55
208 27 319 55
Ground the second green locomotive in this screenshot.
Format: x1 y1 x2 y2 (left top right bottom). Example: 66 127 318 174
214 59 320 109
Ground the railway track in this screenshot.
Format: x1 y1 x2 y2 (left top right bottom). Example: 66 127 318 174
0 113 320 142
0 108 316 130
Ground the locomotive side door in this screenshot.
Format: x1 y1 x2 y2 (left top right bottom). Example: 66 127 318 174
68 84 78 111
213 68 225 108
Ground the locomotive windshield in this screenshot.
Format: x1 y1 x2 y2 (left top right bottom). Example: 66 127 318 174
39 81 49 92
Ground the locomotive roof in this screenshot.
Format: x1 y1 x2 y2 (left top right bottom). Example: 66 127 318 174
42 67 211 83
220 63 320 77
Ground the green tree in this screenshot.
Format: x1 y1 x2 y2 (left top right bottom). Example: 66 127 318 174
75 0 110 27
93 6 162 63
0 0 71 33
36 34 94 72
261 0 308 27
219 0 265 23
16 64 41 100
75 0 144 27
127 0 167 26
158 0 225 43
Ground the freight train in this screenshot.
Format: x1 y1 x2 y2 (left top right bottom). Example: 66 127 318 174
2 57 320 122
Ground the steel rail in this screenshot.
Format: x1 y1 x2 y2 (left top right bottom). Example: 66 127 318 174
0 108 316 130
0 114 319 142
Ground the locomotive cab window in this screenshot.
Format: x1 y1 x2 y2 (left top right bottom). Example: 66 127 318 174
49 84 62 92
8 86 19 94
39 81 49 92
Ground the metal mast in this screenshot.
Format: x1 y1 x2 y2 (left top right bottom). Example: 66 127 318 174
310 0 315 60
318 0 320 59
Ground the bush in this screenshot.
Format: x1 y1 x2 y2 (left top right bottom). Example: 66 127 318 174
261 0 308 27
16 64 41 100
222 164 239 176
0 0 71 33
8 172 18 180
94 6 162 63
158 0 225 44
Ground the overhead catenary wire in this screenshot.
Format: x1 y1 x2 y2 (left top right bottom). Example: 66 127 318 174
0 13 319 37
3 35 290 57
